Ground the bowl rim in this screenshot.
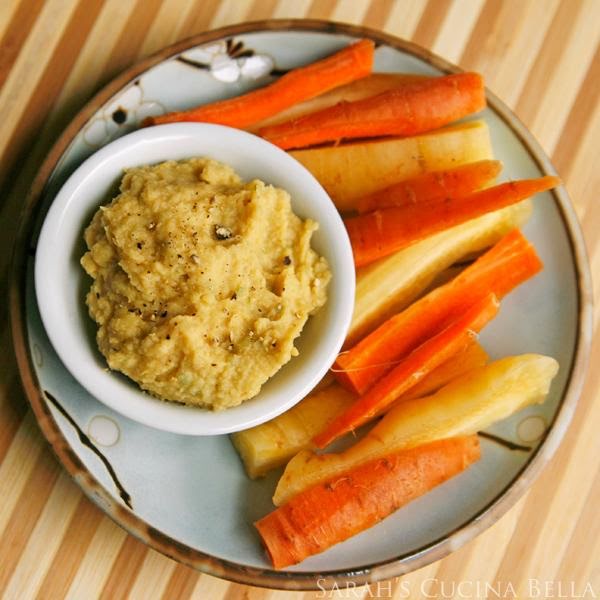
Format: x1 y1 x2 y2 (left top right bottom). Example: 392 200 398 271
9 19 593 591
32 121 355 435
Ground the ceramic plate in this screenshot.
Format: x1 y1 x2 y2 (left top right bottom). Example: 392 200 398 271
11 21 592 590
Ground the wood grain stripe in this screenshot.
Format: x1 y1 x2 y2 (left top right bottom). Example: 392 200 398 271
554 463 600 589
139 0 199 60
494 332 600 593
3 470 81 598
592 250 600 302
0 0 80 190
465 0 541 84
514 0 582 123
223 582 273 600
0 447 60 592
35 496 104 600
578 154 600 257
128 549 177 600
307 0 338 20
0 0 135 202
160 564 201 600
552 42 600 178
559 94 600 224
0 1 21 40
0 375 28 462
481 0 561 107
248 0 281 21
0 0 105 187
411 0 454 49
331 0 371 24
104 0 164 83
179 0 223 39
99 535 149 600
514 0 600 152
0 0 135 214
0 0 45 90
431 0 484 64
383 0 428 39
362 0 395 30
0 0 108 295
44 0 140 128
211 0 253 29
64 518 128 599
189 574 232 600
429 495 527 599
0 412 46 537
272 0 314 19
459 0 504 71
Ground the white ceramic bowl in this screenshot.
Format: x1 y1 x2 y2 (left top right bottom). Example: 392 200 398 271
35 123 355 435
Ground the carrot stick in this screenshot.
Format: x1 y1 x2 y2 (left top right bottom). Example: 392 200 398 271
255 435 481 568
144 39 374 128
347 176 559 267
334 229 542 395
248 73 427 133
259 72 486 150
314 294 499 448
396 338 489 403
356 160 502 214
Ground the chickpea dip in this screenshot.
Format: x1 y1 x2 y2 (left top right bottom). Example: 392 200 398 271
81 158 330 410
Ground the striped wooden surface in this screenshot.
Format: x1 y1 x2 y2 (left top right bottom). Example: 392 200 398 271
1 1 598 598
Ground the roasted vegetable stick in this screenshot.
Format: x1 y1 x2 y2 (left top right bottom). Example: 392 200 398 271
145 39 374 128
349 200 532 346
257 436 480 568
336 229 542 395
231 384 355 479
274 354 558 506
392 338 489 402
247 73 426 133
356 160 502 213
290 120 494 212
314 294 499 449
260 73 486 150
347 176 559 267
232 340 488 478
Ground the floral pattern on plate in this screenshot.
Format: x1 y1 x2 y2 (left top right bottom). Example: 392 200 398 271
82 81 166 148
177 38 275 83
80 38 275 149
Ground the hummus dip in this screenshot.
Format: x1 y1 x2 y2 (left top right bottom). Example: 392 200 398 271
81 158 330 410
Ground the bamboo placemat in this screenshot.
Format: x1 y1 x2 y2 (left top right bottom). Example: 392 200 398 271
1 1 599 598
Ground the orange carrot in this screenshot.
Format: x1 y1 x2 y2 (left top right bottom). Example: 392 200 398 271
347 176 559 268
334 229 542 395
356 160 502 214
396 338 488 404
314 294 498 448
259 72 486 150
247 73 428 133
144 39 374 128
255 435 481 568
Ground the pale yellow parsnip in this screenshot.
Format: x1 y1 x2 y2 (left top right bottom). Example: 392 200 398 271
290 120 494 213
273 355 559 506
348 199 532 346
232 341 488 479
231 384 355 479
